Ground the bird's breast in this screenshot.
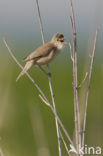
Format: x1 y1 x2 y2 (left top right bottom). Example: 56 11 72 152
36 49 59 65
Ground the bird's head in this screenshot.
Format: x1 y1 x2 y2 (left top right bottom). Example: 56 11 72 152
51 33 66 50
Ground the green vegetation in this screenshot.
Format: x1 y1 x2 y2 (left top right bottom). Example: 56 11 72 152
0 42 103 156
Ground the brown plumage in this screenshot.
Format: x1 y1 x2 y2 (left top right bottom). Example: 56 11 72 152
16 33 65 81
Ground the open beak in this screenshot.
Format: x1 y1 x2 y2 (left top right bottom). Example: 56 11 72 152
60 38 66 42
59 37 67 45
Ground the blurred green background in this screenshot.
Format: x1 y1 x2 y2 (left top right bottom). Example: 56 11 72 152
0 0 103 155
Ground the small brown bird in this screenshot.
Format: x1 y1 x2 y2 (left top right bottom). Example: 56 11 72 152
16 33 65 81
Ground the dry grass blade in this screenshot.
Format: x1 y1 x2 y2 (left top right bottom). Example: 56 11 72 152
3 38 49 104
78 72 88 89
39 94 75 148
60 132 72 156
69 0 81 152
82 29 98 147
35 0 45 44
68 42 73 61
35 0 62 155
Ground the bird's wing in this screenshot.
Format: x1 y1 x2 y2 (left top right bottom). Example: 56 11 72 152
23 43 56 62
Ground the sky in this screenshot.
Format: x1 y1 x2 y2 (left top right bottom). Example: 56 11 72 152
0 0 103 54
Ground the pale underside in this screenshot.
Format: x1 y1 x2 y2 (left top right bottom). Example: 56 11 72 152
24 42 60 66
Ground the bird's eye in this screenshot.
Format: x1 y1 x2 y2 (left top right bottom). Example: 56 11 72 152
59 34 64 38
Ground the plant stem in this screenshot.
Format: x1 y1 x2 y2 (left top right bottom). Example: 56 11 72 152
69 0 81 153
36 0 62 155
82 29 98 147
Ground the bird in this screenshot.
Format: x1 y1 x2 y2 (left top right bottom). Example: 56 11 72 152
16 33 66 81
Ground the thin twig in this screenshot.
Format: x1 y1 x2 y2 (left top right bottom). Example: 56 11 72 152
82 29 98 147
3 38 74 154
39 94 50 106
39 94 75 148
39 94 75 156
78 72 88 89
35 0 45 44
3 38 49 103
60 132 71 156
35 0 62 155
48 67 62 156
69 0 81 152
68 42 73 61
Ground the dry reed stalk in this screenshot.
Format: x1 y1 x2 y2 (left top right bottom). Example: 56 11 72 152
35 0 62 155
82 29 98 147
69 0 81 153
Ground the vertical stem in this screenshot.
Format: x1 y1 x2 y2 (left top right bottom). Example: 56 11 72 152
82 29 98 147
69 0 81 153
35 0 45 45
35 0 62 155
48 65 62 156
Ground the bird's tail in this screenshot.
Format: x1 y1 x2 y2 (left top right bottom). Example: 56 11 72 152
16 61 34 82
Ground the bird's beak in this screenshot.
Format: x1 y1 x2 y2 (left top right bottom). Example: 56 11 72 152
60 38 67 44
